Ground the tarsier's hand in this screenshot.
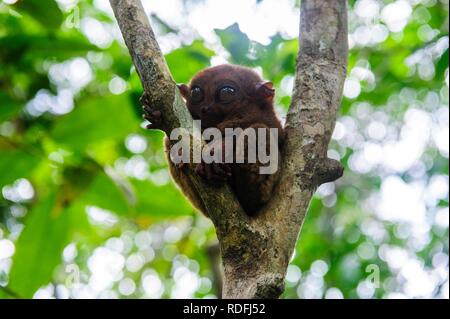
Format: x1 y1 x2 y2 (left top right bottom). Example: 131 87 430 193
195 140 232 183
140 91 162 130
196 161 231 183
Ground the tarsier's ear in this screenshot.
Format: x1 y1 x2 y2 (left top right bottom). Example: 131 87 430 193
177 84 190 100
255 82 275 103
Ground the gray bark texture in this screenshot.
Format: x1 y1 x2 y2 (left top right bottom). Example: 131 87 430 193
110 0 348 299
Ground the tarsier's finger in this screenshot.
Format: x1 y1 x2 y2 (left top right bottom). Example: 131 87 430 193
210 165 223 181
218 162 232 174
142 102 157 116
212 163 231 179
143 111 161 121
222 163 232 173
204 163 214 180
209 147 228 165
152 110 161 117
143 111 162 130
195 163 206 177
146 123 160 129
212 163 225 175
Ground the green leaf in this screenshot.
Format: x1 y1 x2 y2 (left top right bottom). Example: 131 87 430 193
0 34 99 64
51 95 139 151
259 35 297 84
436 47 449 80
0 93 22 122
80 171 132 215
214 25 297 84
215 23 259 65
8 192 71 297
130 178 194 218
165 40 215 83
0 149 40 188
15 0 63 30
80 170 193 219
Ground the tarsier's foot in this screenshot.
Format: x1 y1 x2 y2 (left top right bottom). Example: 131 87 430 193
140 91 162 130
195 141 231 183
195 161 231 183
195 140 232 183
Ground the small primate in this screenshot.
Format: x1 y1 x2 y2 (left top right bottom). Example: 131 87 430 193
142 64 284 216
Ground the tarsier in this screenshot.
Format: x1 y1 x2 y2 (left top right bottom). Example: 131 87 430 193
142 64 284 216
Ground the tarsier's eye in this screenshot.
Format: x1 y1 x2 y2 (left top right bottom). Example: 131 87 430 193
217 86 237 103
191 86 204 103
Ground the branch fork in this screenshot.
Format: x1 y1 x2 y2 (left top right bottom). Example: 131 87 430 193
110 0 348 299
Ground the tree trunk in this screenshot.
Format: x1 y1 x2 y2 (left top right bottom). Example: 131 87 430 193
109 0 348 299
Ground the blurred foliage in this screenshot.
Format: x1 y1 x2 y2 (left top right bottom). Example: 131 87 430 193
0 0 448 299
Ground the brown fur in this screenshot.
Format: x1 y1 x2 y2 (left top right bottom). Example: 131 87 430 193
147 64 284 216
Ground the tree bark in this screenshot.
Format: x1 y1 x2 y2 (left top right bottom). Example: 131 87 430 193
110 0 348 299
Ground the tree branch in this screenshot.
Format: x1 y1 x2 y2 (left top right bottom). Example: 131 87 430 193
110 0 347 299
109 0 248 226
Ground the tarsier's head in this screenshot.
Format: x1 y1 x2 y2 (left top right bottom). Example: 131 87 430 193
178 64 275 129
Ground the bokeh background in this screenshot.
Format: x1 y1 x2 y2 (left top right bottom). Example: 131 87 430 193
0 0 448 299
